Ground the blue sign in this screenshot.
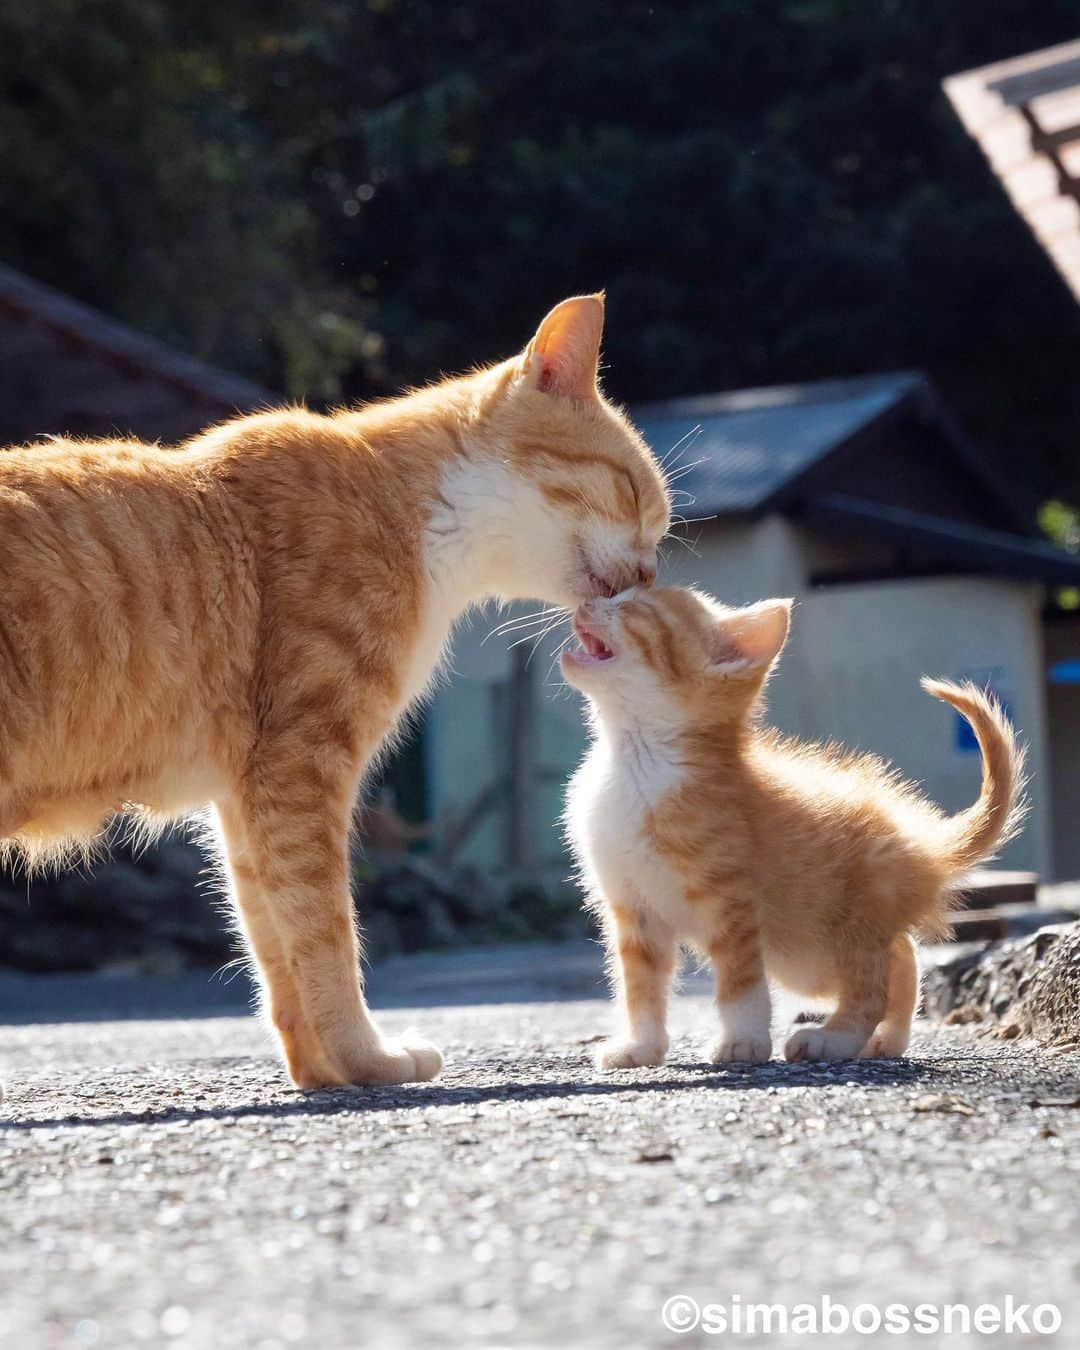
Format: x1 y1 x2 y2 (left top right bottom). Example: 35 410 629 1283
1049 660 1080 685
954 667 1013 753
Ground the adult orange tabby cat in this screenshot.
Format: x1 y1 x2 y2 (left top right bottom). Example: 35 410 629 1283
0 294 670 1089
563 586 1025 1066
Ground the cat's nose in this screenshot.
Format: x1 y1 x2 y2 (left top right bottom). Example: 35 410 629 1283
637 563 657 587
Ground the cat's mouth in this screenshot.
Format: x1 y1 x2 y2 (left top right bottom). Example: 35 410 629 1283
563 617 616 669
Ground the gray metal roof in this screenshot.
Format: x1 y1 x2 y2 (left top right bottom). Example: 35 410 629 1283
806 492 1080 587
635 371 925 516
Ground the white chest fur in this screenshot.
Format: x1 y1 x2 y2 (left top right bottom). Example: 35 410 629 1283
566 728 698 934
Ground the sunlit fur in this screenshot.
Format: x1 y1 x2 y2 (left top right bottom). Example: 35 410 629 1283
563 586 1026 1066
0 294 669 1088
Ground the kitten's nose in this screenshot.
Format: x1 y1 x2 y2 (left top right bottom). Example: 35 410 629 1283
637 563 657 587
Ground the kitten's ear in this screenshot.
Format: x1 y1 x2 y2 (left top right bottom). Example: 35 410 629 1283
709 599 792 674
522 294 604 399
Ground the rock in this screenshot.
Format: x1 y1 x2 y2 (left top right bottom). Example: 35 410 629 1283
923 920 1080 1046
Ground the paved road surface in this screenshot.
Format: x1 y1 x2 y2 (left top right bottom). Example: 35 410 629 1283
2 945 1078 1348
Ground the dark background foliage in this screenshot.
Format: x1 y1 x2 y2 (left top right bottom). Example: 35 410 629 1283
1 0 1077 512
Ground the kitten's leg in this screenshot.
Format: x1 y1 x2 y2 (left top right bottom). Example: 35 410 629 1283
596 901 677 1070
214 800 337 1089
784 946 889 1063
707 922 773 1064
861 933 919 1059
234 777 442 1088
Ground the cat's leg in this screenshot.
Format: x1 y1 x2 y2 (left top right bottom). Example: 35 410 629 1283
861 933 919 1059
596 901 677 1070
706 920 773 1064
214 800 337 1089
784 945 889 1062
233 773 442 1089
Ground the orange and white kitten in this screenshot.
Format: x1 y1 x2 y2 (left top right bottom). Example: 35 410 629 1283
0 294 670 1090
562 586 1024 1066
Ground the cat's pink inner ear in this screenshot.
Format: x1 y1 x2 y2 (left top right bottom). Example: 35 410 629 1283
525 294 605 399
711 599 793 671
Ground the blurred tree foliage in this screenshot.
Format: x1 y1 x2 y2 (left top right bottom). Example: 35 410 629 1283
1 0 1077 508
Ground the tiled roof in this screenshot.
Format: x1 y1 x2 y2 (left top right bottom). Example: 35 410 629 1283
945 39 1080 304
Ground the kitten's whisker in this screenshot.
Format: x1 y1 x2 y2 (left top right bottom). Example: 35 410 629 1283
520 614 573 668
546 635 576 684
482 606 566 644
506 613 570 655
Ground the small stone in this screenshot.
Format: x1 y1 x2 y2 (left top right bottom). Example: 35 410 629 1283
912 1093 976 1116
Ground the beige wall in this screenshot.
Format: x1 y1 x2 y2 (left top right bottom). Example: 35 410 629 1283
427 518 1055 877
792 577 1050 875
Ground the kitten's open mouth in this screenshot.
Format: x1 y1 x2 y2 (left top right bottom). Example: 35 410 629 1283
563 617 616 669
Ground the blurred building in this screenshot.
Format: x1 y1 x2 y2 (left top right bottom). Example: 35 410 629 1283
429 373 1080 881
0 262 270 444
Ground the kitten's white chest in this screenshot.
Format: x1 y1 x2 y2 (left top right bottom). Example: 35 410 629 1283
567 731 689 925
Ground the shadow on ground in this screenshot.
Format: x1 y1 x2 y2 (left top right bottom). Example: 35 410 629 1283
1 1055 940 1132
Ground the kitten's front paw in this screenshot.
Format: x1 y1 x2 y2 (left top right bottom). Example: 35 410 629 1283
596 1038 668 1070
708 1035 772 1065
784 1026 864 1063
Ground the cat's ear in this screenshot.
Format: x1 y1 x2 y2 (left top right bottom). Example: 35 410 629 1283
522 294 604 399
709 599 792 674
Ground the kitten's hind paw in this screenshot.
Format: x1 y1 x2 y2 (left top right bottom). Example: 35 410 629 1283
783 1026 864 1063
859 1025 911 1060
596 1038 668 1070
708 1035 772 1065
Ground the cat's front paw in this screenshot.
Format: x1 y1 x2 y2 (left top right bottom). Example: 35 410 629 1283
783 1026 864 1063
328 1029 444 1087
392 1029 445 1081
708 1034 772 1065
596 1037 668 1070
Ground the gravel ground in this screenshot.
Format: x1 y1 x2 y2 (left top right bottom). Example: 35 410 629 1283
2 947 1079 1349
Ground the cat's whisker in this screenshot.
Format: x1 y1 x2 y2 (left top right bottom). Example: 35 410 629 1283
664 531 702 558
668 513 717 529
664 457 708 486
659 425 703 470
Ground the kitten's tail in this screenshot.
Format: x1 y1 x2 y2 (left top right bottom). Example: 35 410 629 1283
921 677 1027 872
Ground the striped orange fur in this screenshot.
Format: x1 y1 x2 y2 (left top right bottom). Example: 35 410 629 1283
563 586 1026 1065
0 294 670 1088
